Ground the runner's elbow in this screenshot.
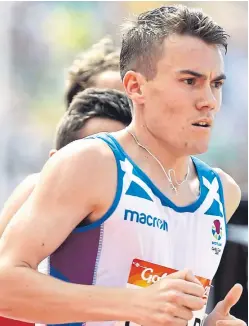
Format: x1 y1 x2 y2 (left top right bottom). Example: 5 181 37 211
0 264 15 313
0 262 29 308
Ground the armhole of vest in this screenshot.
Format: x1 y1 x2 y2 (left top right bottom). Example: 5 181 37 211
73 134 124 233
212 169 228 241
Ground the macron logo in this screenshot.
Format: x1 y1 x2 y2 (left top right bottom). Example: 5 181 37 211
124 209 168 232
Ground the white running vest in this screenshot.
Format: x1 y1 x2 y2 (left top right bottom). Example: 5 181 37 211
47 133 227 326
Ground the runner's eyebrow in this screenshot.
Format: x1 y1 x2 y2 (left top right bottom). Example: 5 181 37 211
212 73 226 81
177 70 226 81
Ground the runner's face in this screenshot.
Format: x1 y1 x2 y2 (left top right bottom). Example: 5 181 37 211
135 34 225 155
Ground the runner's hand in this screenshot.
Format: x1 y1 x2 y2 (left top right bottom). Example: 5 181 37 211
134 269 205 326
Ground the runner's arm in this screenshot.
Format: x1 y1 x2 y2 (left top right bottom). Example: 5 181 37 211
0 173 38 237
0 140 138 324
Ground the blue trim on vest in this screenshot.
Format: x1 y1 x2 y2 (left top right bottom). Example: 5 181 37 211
50 266 69 282
212 168 228 242
125 180 153 201
205 199 223 217
48 323 82 326
107 134 209 213
73 133 124 233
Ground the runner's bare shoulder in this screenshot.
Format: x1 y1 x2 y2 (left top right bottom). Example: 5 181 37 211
37 137 118 218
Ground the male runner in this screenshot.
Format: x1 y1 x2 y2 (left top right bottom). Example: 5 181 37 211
0 5 245 326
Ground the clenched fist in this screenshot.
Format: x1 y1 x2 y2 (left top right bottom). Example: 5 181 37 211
133 269 206 326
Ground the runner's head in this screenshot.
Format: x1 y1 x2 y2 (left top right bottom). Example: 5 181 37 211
121 5 228 155
66 36 123 108
50 88 132 156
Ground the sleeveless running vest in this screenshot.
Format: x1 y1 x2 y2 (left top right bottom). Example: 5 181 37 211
45 133 227 326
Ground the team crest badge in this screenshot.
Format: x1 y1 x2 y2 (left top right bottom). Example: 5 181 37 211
212 219 222 241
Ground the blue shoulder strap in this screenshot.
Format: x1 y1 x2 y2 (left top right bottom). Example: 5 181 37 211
86 132 126 162
192 156 226 221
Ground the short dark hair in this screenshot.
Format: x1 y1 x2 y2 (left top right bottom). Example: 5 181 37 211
55 88 132 150
65 36 120 108
120 4 228 80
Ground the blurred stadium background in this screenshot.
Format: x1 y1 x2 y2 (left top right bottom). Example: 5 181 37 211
0 1 247 324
